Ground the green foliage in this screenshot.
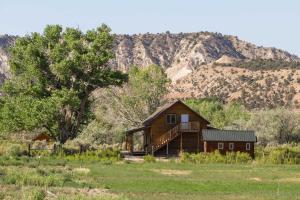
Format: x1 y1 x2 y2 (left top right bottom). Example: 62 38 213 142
2 170 65 187
109 65 170 126
5 144 22 157
215 58 300 70
56 148 122 163
25 189 46 200
185 98 249 129
255 144 300 164
235 59 300 70
241 108 300 144
0 141 26 157
80 65 170 145
0 24 127 142
143 155 156 163
180 151 252 164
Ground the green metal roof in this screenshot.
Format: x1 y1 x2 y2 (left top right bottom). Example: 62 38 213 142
202 129 256 142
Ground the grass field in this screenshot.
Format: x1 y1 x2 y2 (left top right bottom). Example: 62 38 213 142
0 157 300 200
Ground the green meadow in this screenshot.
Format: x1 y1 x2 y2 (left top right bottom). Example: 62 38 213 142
1 157 300 200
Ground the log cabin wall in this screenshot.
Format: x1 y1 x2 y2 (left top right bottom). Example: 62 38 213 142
148 102 208 145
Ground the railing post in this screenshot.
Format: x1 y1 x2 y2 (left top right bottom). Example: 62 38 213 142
152 145 154 155
166 143 169 157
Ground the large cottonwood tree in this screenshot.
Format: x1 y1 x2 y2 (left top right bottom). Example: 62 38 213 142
0 24 127 143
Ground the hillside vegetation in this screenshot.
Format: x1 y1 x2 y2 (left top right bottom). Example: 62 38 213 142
170 62 300 109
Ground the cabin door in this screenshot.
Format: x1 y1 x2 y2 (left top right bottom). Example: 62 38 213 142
181 114 189 130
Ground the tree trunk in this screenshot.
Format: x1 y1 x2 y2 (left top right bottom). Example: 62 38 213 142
73 94 89 136
58 105 74 143
58 93 90 143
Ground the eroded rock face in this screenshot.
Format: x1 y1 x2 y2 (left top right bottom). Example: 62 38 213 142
0 32 299 108
0 35 16 84
1 32 299 81
112 32 299 81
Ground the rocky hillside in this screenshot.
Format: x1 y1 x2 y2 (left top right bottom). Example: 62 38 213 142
112 32 299 81
0 35 16 84
0 32 300 109
168 61 300 109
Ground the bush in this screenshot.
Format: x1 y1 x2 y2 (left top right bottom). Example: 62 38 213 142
257 145 300 164
143 155 156 163
62 148 122 162
6 144 22 157
180 151 252 164
235 152 252 163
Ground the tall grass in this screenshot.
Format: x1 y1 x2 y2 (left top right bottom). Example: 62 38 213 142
255 144 300 164
180 151 252 164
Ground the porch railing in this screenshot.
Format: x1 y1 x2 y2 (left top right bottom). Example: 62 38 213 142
180 122 200 132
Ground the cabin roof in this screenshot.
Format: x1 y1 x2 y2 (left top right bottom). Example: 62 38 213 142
126 126 150 134
202 129 256 142
142 100 210 126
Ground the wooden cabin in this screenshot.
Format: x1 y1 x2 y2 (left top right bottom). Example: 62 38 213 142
125 100 256 157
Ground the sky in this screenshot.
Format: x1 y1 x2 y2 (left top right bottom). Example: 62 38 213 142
1 0 299 56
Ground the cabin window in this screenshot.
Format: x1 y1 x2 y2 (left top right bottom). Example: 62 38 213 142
218 142 224 150
246 143 251 150
166 114 177 124
229 143 234 150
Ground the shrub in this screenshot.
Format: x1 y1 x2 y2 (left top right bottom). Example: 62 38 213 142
143 155 156 163
235 152 252 163
25 189 46 200
180 151 252 164
255 145 300 164
6 144 22 157
62 148 122 162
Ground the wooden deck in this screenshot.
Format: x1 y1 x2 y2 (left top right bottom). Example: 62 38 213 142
180 122 200 132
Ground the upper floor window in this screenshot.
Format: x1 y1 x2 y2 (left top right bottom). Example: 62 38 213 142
229 143 234 150
166 114 177 124
246 143 251 150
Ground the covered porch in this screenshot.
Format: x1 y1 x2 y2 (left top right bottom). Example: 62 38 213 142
124 126 150 155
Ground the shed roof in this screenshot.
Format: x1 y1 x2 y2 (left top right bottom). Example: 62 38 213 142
32 132 54 142
142 100 210 125
202 129 256 142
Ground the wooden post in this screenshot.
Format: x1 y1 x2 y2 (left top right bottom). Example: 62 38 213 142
180 132 183 152
197 131 200 153
166 143 169 157
204 141 207 152
79 145 83 154
152 145 154 155
28 144 31 157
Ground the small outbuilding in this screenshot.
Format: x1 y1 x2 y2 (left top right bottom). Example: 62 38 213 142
202 129 256 158
31 133 54 142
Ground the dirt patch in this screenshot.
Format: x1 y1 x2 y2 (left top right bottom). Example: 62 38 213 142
278 177 300 183
73 167 90 174
152 169 191 176
249 177 262 182
43 187 119 199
